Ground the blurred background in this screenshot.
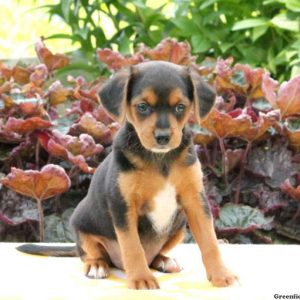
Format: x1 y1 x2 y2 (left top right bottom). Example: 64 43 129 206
1 0 299 81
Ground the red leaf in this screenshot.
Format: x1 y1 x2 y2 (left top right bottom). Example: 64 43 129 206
18 101 48 118
201 108 252 139
191 125 215 145
93 106 114 125
29 64 48 86
12 66 31 85
234 64 265 99
281 178 300 203
215 95 236 112
35 39 70 71
215 61 267 101
0 94 14 109
79 99 95 113
277 76 300 117
140 38 195 65
51 130 104 157
67 155 94 174
97 48 144 71
262 73 278 108
71 112 113 145
108 122 121 138
4 117 52 134
201 108 279 142
0 164 71 201
0 119 23 143
285 118 300 151
263 74 300 118
21 82 45 98
37 131 102 174
48 81 72 105
0 81 12 94
0 62 13 80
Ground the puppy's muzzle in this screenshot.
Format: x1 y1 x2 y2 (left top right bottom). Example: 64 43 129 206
154 129 171 146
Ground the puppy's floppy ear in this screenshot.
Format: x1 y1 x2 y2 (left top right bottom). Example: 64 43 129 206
188 68 216 124
99 68 131 123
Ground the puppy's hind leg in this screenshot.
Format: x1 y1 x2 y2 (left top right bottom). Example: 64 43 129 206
78 232 110 279
151 229 184 273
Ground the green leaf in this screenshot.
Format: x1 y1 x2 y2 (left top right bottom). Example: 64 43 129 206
219 42 234 53
117 32 131 54
74 27 89 40
191 35 211 53
286 0 300 12
271 13 299 31
61 0 72 23
215 204 273 232
172 17 200 37
252 25 269 41
44 33 75 41
199 0 218 10
291 64 300 78
232 18 269 31
291 40 300 49
274 49 298 66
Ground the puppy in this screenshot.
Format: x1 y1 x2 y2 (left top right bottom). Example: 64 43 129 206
18 61 237 289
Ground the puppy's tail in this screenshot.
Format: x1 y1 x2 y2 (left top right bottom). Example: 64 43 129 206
17 244 77 257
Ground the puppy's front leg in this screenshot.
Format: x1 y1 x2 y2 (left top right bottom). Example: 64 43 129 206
114 209 159 290
181 189 238 287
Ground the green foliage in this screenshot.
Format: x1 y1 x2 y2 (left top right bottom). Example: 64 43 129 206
43 0 300 81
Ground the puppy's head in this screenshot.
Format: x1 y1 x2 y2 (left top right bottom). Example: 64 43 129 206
99 61 215 153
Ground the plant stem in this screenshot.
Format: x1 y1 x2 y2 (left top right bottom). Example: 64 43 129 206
218 137 228 187
35 140 40 170
203 145 212 167
234 141 252 204
68 166 78 178
291 204 300 222
36 200 45 242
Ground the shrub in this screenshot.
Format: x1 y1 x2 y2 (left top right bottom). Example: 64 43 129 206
0 38 300 244
43 0 300 81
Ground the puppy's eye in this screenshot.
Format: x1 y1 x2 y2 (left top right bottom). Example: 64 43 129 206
175 104 186 114
136 103 151 115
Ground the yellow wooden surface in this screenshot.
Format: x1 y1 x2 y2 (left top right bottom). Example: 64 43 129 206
0 243 299 300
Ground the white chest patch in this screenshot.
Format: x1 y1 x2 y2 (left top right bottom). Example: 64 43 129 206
148 183 178 234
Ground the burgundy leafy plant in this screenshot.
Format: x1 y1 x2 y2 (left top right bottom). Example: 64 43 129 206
1 38 300 244
0 165 71 241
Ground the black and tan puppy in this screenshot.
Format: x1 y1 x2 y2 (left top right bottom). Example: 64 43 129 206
18 61 237 289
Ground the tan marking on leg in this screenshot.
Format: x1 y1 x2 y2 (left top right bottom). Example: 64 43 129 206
114 209 159 289
159 229 185 255
170 161 238 287
79 232 110 279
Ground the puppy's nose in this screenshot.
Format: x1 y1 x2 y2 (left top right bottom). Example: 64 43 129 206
155 129 171 145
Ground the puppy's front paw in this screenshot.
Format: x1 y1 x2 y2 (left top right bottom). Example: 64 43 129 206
128 272 160 290
207 266 238 287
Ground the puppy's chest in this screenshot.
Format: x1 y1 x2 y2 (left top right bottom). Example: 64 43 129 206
145 183 179 234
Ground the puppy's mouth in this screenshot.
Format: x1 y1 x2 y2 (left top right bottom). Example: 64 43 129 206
150 147 171 153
